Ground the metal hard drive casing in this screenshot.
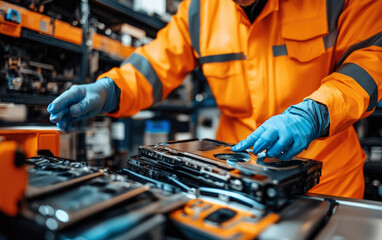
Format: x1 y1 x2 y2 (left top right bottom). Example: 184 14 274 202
131 138 322 208
22 175 149 231
21 154 149 232
25 154 104 198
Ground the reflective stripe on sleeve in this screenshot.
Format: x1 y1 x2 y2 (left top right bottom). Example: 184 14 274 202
199 52 246 64
122 53 163 103
337 32 382 68
337 63 378 111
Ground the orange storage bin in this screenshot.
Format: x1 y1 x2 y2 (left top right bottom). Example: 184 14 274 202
0 141 27 216
0 127 59 158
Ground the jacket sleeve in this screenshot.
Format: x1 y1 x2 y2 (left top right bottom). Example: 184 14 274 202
97 0 197 117
307 0 382 136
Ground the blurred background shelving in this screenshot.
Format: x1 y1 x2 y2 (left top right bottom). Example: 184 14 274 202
0 0 219 166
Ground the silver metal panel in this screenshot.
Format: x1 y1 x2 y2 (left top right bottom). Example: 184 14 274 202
258 198 331 240
315 200 382 240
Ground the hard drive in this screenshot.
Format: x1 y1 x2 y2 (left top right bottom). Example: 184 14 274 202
130 138 322 208
25 152 104 198
22 174 149 231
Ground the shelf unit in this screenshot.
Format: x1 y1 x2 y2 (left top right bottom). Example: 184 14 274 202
0 0 166 105
90 0 167 39
21 28 82 53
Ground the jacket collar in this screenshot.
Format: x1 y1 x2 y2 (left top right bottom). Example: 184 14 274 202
257 0 279 22
234 0 280 25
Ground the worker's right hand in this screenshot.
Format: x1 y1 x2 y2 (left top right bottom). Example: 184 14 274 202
47 77 120 132
232 99 330 160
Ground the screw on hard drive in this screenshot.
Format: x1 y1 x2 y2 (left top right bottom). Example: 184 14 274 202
266 188 277 198
188 188 197 195
257 151 267 160
218 193 229 202
251 182 259 190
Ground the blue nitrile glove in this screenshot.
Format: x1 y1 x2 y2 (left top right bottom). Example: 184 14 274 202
47 77 120 132
232 99 330 160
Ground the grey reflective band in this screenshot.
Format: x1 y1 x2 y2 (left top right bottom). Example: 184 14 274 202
337 63 378 111
323 29 338 49
272 45 288 57
122 53 163 103
326 0 344 35
189 0 200 55
337 31 382 68
324 0 345 49
199 52 246 64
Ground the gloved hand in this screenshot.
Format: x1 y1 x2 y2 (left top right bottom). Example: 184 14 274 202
232 99 330 160
47 77 120 132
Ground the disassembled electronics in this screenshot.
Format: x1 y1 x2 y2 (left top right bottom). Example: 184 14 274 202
25 152 104 198
170 197 334 240
1 141 382 240
21 152 149 231
22 174 149 231
128 138 323 208
170 198 271 240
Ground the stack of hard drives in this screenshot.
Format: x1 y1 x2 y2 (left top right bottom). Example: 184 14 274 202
0 150 189 240
0 139 334 240
128 139 323 208
125 139 332 240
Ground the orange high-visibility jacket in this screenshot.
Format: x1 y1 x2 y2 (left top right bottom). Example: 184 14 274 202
99 0 382 198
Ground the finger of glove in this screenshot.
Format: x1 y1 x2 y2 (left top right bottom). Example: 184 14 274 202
48 85 85 114
49 108 68 123
266 136 294 158
257 151 267 160
252 128 278 154
56 115 69 132
57 110 87 132
69 94 100 118
232 127 266 151
278 141 305 161
64 121 73 133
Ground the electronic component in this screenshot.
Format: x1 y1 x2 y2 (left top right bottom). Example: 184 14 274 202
25 153 104 198
22 173 148 231
170 197 334 240
170 198 276 240
129 138 322 208
0 152 188 239
60 190 189 240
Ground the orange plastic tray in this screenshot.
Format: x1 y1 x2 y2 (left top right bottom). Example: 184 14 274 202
0 128 59 158
0 141 27 216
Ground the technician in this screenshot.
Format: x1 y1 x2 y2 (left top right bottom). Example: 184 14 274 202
48 0 382 199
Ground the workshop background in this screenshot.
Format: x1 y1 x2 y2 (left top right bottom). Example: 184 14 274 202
0 0 381 202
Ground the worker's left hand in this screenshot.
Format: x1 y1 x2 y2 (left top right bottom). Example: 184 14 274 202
232 100 330 160
47 77 119 132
